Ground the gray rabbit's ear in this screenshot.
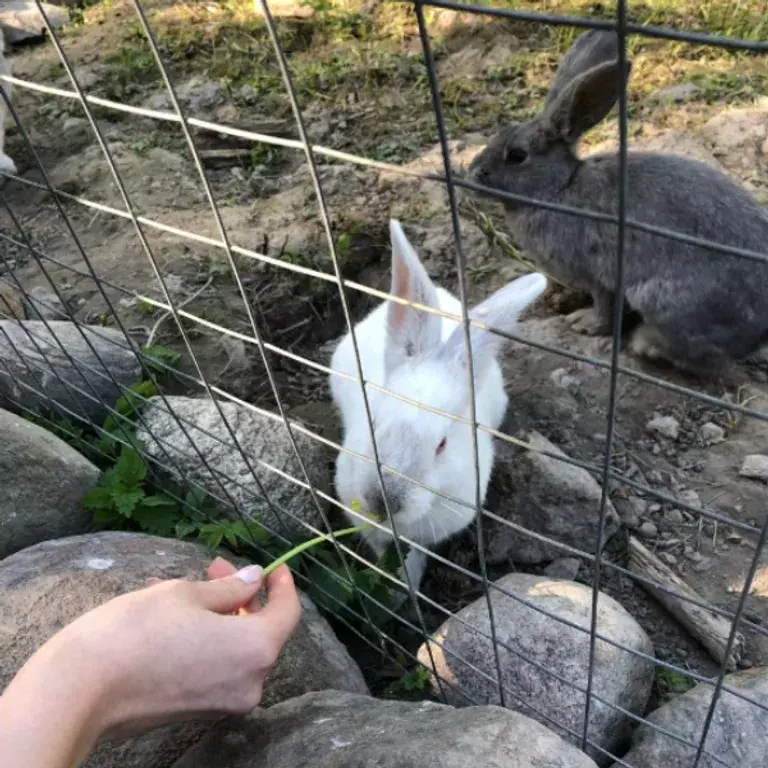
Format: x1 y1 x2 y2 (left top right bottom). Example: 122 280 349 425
547 29 620 105
441 273 548 380
385 219 442 374
545 58 631 144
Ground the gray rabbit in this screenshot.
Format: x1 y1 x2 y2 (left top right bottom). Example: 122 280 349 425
469 29 768 374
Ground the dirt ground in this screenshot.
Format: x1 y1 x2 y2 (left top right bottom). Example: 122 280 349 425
2 0 768 714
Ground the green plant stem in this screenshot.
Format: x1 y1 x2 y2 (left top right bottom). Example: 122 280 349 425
262 524 370 577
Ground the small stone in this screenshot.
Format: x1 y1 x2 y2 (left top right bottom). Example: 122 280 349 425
656 82 701 103
684 546 703 563
639 522 658 539
726 532 743 544
543 557 581 581
659 552 678 566
647 414 680 440
23 286 68 321
677 489 701 510
664 508 684 525
0 282 24 318
693 558 712 573
646 470 664 485
699 422 726 445
739 455 768 483
738 657 754 670
648 503 662 514
62 116 91 142
550 367 579 392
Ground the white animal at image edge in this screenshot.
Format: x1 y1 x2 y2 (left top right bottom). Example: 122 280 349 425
0 30 16 176
330 218 547 591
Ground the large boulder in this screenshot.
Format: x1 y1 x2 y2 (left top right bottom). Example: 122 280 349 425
417 573 654 766
0 407 97 557
487 430 620 565
618 668 768 768
136 396 332 540
0 1 69 44
0 321 142 422
171 690 600 768
0 532 368 768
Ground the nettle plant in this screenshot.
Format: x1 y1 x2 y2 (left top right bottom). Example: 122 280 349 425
31 346 404 631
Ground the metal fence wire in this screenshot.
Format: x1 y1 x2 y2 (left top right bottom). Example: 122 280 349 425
1 0 768 766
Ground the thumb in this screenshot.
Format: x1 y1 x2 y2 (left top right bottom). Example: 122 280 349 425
190 564 264 614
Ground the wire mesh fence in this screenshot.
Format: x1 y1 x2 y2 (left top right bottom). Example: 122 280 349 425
1 0 768 766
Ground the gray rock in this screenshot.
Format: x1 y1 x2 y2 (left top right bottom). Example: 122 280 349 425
62 116 92 144
739 455 768 483
699 422 726 445
22 285 69 321
647 414 680 440
0 321 141 422
172 690 600 768
0 1 69 44
615 496 647 528
144 77 226 114
0 407 97 557
639 521 658 539
664 508 684 525
417 573 655 766
677 489 701 510
544 556 581 580
0 532 368 768
618 668 768 768
486 431 620 565
656 83 701 103
136 396 332 539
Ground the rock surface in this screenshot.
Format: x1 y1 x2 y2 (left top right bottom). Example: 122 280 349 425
0 321 141 422
417 573 655 765
0 281 24 318
0 533 368 768
739 455 768 483
0 407 97 557
22 285 69 320
0 1 69 44
136 396 332 539
618 668 768 768
172 690 600 768
486 431 620 565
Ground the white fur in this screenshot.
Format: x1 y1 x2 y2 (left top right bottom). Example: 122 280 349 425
0 31 16 177
330 219 547 592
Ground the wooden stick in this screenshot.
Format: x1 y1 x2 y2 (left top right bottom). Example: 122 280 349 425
628 536 743 671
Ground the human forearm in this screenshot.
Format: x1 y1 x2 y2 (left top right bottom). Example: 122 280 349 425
0 631 108 768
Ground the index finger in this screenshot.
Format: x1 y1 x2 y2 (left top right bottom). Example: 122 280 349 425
254 564 301 647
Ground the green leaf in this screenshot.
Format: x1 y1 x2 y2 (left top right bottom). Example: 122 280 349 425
92 506 122 524
175 520 199 539
113 487 145 518
307 563 355 611
197 523 225 549
133 500 179 536
82 486 114 512
114 447 147 487
141 494 178 508
142 345 181 372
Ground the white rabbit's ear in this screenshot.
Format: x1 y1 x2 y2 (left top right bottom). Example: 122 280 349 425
441 272 547 378
545 59 631 144
385 220 441 374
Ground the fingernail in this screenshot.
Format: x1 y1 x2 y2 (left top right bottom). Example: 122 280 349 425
235 565 263 584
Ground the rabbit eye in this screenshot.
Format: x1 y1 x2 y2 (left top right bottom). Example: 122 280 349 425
504 146 528 165
436 437 447 456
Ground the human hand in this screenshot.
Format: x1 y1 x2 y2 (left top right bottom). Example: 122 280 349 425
0 557 301 768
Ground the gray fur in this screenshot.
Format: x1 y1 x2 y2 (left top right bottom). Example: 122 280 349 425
469 37 768 372
547 29 621 105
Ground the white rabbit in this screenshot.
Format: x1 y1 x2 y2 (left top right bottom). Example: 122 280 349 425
0 30 16 177
330 219 547 593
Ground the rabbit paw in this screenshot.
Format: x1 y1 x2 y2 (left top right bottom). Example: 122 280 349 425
567 307 612 336
0 153 16 176
629 325 666 361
